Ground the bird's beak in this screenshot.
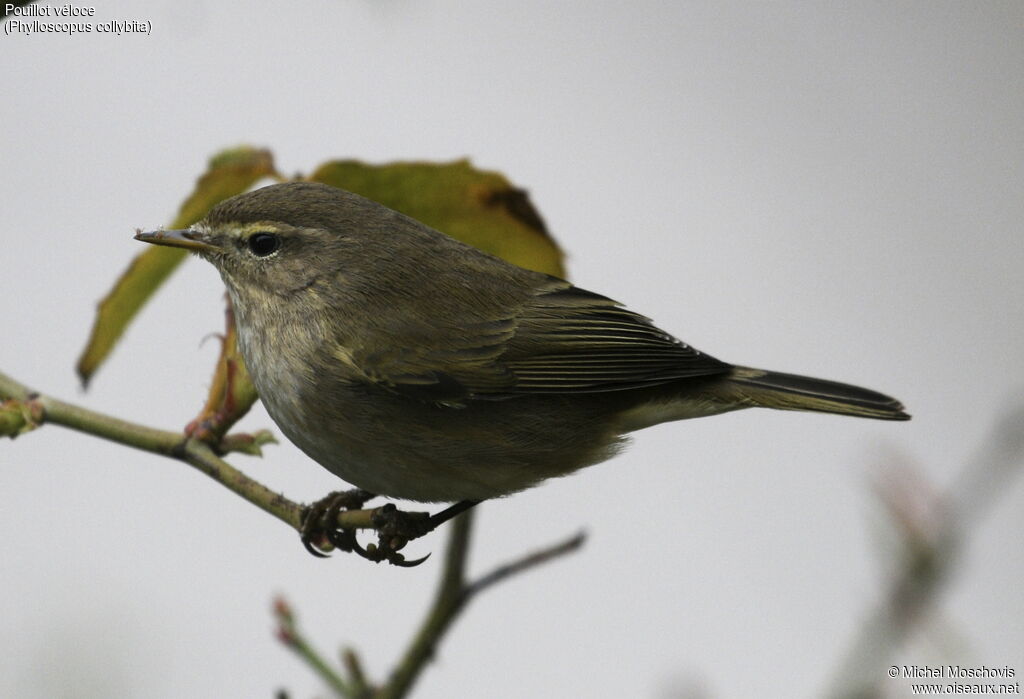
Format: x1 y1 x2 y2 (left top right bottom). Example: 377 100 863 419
134 228 219 253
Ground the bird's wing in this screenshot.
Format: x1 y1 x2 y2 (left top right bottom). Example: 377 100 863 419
501 283 732 394
345 315 520 404
343 276 731 405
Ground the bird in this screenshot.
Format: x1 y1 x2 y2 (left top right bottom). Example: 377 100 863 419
137 181 908 513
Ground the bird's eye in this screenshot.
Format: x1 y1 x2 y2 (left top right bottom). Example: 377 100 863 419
247 233 281 257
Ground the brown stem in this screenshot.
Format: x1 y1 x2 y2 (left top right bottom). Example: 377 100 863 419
0 369 303 528
377 515 585 699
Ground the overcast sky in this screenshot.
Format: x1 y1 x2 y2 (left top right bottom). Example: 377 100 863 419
3 2 1023 697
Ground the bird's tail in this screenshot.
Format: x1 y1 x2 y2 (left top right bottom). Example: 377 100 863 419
726 366 910 421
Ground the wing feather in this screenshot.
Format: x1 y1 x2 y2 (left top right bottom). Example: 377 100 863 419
500 286 731 394
344 278 731 403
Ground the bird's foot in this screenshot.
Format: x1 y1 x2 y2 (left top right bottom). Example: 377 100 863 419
300 492 478 567
360 500 478 567
361 504 434 567
300 488 377 559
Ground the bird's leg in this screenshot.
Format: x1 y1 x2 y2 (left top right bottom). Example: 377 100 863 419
429 499 479 529
300 488 377 558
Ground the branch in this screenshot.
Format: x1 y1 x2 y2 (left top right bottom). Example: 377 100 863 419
380 519 584 698
827 405 1024 698
0 368 304 529
465 528 586 597
274 598 354 697
276 514 585 698
0 369 457 542
377 511 476 699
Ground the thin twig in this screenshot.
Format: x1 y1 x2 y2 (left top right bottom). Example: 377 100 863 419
0 369 304 529
0 369 454 539
466 530 586 597
181 441 303 529
275 597 352 696
342 648 371 697
377 511 475 699
0 369 185 455
827 406 1024 698
377 518 585 699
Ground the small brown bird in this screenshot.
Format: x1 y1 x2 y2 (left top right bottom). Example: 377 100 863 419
137 182 909 507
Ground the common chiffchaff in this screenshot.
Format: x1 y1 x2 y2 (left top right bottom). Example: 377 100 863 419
137 182 908 503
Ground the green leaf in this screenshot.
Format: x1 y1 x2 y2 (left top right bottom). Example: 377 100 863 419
75 147 278 386
310 159 566 277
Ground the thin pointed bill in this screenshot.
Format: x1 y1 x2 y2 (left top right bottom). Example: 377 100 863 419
134 228 218 253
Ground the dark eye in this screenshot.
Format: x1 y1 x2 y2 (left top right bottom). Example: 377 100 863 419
248 233 281 257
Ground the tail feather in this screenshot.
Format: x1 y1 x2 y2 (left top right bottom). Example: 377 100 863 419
728 367 910 421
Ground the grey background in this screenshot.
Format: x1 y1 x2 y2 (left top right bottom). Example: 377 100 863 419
2 2 1022 697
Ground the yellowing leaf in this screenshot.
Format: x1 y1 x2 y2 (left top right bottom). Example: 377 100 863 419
183 298 259 444
76 147 278 385
310 159 566 277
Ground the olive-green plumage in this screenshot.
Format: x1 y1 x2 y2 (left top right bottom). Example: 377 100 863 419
137 182 909 502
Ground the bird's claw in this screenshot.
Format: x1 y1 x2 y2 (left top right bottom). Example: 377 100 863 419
300 489 375 558
360 540 432 568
